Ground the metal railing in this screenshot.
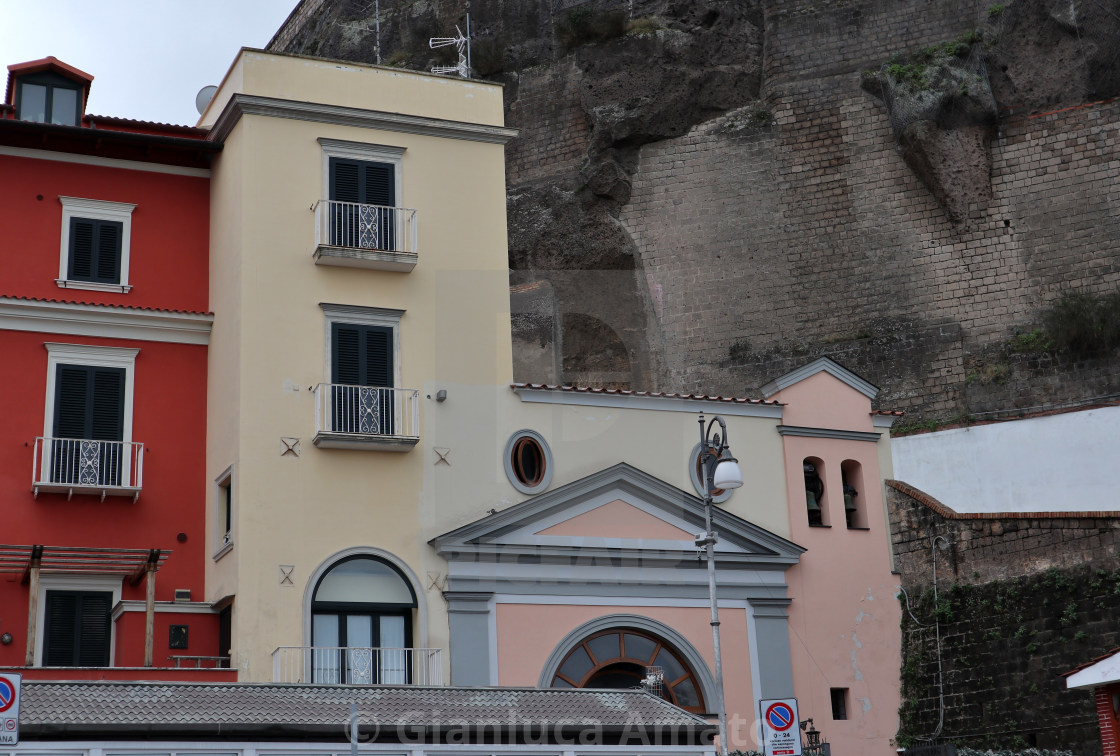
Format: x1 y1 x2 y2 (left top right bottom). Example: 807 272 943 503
271 646 443 685
313 384 420 439
313 200 418 256
32 437 143 495
169 655 231 668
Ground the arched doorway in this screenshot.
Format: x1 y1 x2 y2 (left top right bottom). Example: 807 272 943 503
310 555 416 684
548 627 707 713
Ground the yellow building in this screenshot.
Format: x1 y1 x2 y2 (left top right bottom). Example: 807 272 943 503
199 49 902 754
200 48 518 681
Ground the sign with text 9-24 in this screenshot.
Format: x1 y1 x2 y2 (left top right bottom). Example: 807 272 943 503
759 697 801 756
0 673 20 745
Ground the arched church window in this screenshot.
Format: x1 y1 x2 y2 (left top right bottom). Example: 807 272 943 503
549 628 706 713
310 555 416 685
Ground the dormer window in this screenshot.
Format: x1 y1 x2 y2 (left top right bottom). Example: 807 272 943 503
17 72 81 126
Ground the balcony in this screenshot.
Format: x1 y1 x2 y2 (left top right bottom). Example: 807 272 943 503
312 383 420 451
271 646 443 685
312 200 418 271
32 437 143 501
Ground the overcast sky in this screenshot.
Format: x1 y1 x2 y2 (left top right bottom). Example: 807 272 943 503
1 0 298 126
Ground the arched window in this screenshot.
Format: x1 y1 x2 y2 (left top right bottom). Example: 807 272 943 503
549 628 706 713
310 555 416 684
804 457 827 526
841 460 866 529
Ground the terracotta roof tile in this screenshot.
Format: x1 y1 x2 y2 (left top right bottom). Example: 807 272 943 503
0 294 211 317
86 114 208 136
511 383 779 405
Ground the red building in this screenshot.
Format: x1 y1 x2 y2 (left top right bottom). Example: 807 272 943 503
0 57 231 681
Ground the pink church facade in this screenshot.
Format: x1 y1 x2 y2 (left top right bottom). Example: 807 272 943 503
433 359 903 754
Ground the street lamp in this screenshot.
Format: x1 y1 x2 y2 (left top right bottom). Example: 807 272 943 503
696 413 744 756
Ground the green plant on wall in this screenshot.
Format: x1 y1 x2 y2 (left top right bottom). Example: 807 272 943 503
897 566 1120 749
1041 288 1120 355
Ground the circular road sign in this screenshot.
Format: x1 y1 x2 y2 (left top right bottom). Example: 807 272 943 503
765 701 795 732
0 677 15 713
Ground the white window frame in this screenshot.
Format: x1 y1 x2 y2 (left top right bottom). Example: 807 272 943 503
43 344 139 486
319 303 404 388
35 573 122 667
213 465 234 561
318 138 405 206
57 196 137 293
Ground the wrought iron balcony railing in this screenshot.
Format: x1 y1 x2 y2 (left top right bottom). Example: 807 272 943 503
312 383 420 451
32 437 144 501
271 646 443 686
312 200 418 271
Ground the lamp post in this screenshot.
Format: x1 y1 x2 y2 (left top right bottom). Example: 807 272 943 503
696 413 744 756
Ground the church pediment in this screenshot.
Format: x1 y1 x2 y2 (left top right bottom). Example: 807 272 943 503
431 463 804 567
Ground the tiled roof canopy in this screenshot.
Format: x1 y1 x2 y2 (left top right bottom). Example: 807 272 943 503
20 682 716 743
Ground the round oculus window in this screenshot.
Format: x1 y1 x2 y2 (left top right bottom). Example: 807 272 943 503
504 430 553 494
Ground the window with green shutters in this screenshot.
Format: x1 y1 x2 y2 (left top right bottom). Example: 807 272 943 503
43 590 112 667
57 197 136 293
328 157 396 251
67 217 123 284
331 323 394 435
50 364 125 486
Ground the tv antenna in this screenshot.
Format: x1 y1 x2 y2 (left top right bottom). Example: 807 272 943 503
335 0 382 64
429 17 471 78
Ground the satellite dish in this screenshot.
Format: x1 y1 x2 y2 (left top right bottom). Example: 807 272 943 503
195 85 218 116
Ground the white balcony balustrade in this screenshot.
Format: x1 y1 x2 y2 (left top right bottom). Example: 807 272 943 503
271 646 443 686
312 200 418 271
32 437 143 501
312 383 420 451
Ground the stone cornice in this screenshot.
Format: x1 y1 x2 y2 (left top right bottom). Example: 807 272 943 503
0 298 213 345
777 425 881 442
209 93 519 145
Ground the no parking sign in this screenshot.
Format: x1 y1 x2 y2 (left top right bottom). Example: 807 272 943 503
0 673 19 745
759 698 801 756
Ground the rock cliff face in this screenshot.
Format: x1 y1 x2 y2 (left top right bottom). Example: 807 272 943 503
271 0 1120 421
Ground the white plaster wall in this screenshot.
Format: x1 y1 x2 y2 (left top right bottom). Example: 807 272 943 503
891 405 1120 513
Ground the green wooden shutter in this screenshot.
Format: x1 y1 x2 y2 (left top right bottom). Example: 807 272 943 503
54 366 91 438
331 324 392 387
54 365 124 440
68 218 95 279
43 591 111 667
364 327 392 388
90 368 124 441
67 218 122 284
332 324 362 385
330 324 394 434
94 221 122 284
329 159 362 203
76 592 112 666
363 163 395 207
43 591 79 666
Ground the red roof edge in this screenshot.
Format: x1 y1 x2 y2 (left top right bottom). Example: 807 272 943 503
1061 647 1120 678
886 479 1120 520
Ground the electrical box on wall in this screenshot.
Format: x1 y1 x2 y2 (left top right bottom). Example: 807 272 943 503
169 625 189 650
